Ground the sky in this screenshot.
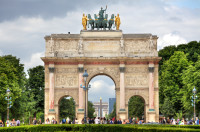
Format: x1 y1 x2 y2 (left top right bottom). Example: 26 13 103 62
0 0 200 102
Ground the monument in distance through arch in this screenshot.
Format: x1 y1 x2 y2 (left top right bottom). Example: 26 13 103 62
41 7 161 123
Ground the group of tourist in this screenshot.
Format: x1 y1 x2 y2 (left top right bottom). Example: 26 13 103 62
0 119 20 127
59 117 143 124
45 118 57 124
1 116 200 127
160 117 200 125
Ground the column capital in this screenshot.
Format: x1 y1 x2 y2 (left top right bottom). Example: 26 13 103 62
148 67 154 73
78 67 84 73
78 64 84 73
49 67 55 73
119 67 125 73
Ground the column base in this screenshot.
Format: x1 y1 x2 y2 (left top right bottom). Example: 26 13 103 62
77 110 84 124
147 110 156 122
47 110 56 123
118 109 127 121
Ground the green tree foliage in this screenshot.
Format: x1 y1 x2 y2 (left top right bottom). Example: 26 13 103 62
161 98 175 118
27 65 44 115
108 102 116 119
181 56 200 113
0 55 24 122
128 96 144 119
88 101 95 118
177 41 200 63
158 45 177 70
59 97 75 120
159 51 190 113
3 55 26 120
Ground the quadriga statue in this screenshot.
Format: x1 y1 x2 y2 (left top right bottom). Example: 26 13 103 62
82 6 120 30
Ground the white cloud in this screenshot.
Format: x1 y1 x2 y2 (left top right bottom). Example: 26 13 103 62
158 33 187 49
88 79 115 103
23 52 44 71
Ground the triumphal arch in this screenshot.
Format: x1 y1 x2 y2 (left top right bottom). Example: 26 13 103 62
41 8 161 123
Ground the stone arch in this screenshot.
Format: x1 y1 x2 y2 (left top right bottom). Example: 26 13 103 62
56 94 77 121
86 68 119 88
126 91 148 106
55 92 78 106
127 95 147 121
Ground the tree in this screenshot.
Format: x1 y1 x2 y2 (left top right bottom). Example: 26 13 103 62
128 96 144 119
158 45 177 69
161 98 176 118
27 65 44 116
0 56 21 122
181 56 200 114
88 101 95 118
177 41 200 63
108 102 116 119
159 51 190 114
2 55 26 120
59 97 75 120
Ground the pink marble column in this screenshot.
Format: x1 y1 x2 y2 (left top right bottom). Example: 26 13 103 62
148 63 155 110
78 65 84 110
119 63 125 110
49 66 55 111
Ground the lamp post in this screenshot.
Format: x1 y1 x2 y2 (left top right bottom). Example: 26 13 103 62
5 88 12 126
80 70 91 124
192 87 197 122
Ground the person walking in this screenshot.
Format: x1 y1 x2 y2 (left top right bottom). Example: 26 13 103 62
16 119 20 126
196 117 199 125
0 120 3 127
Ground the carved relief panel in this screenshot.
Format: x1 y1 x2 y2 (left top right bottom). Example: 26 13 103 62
55 68 78 87
124 39 157 56
125 67 148 87
83 40 120 52
125 40 149 52
54 40 78 51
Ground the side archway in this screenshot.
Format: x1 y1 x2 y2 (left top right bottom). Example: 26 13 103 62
128 95 145 122
58 96 76 123
54 92 79 123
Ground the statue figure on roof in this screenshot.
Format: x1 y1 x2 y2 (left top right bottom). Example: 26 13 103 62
84 6 119 30
115 14 121 30
99 6 107 19
82 13 88 30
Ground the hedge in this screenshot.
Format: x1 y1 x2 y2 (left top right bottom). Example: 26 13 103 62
0 124 200 132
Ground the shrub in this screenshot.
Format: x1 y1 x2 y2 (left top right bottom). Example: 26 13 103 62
0 124 200 132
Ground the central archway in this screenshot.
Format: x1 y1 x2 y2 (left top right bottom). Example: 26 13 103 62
88 74 116 119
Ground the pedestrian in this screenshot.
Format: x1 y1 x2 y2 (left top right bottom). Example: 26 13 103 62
117 118 122 124
11 119 16 126
62 118 66 124
75 118 79 124
0 120 3 127
16 119 20 126
45 118 50 124
196 117 199 125
6 120 9 127
33 118 37 125
94 117 99 124
129 117 132 124
110 119 113 124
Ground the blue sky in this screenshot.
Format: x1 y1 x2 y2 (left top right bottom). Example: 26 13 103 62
0 0 199 103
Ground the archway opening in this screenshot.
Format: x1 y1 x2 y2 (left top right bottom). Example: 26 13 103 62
88 75 116 119
128 96 145 122
59 96 76 123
